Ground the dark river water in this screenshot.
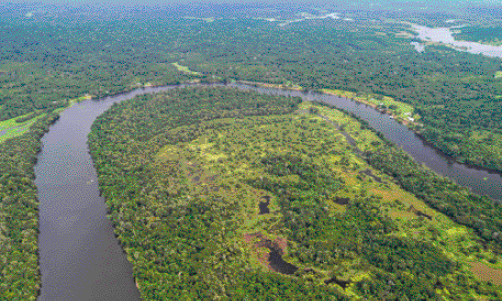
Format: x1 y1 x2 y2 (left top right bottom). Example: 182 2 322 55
34 83 502 300
233 83 502 200
34 86 176 301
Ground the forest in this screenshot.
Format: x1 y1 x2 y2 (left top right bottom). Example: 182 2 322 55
453 25 502 46
1 5 502 171
88 87 502 300
0 113 58 300
1 3 502 299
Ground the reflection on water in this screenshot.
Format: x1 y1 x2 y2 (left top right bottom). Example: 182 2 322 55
34 86 178 301
268 250 298 275
259 196 271 214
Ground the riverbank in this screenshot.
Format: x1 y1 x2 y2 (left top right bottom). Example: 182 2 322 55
240 80 502 184
35 88 147 300
0 113 58 300
320 88 419 125
236 80 303 91
4 77 500 199
235 80 420 124
87 88 502 299
0 82 496 299
409 23 502 58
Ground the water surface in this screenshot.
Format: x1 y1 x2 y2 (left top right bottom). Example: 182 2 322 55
35 82 502 300
35 86 176 301
410 41 425 52
412 24 502 58
233 83 502 201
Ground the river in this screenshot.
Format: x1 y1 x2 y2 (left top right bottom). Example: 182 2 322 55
232 83 502 201
34 86 176 301
34 83 502 300
411 24 502 58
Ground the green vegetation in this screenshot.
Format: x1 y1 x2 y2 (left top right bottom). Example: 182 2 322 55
89 88 502 300
0 113 58 300
2 5 502 299
0 113 46 143
175 19 502 171
454 26 502 46
0 18 196 120
1 7 502 171
366 137 502 248
322 88 418 122
316 101 502 250
172 62 202 75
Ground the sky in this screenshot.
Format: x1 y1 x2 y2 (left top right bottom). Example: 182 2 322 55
5 0 500 5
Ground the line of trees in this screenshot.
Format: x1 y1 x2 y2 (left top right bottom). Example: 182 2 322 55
0 113 58 300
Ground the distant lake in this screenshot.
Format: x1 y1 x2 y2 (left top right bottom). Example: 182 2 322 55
412 24 502 58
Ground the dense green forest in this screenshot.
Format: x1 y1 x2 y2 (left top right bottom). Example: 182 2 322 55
316 101 502 248
453 25 502 46
1 4 502 299
1 5 502 171
175 19 502 171
89 87 502 300
0 113 58 300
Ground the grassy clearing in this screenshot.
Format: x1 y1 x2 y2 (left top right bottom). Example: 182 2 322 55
171 62 202 75
238 80 303 91
308 102 502 270
53 94 94 114
0 94 94 143
0 112 46 143
322 88 418 122
153 102 501 297
496 71 502 78
68 94 92 106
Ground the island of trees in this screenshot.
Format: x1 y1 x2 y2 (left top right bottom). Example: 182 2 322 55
1 3 502 299
87 87 502 299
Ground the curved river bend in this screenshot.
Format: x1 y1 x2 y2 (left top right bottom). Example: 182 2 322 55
34 83 502 300
35 86 175 301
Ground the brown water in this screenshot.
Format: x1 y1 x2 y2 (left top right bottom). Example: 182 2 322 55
268 250 298 275
232 83 502 201
34 86 177 301
34 83 502 300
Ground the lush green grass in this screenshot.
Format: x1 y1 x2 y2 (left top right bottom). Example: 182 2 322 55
172 62 202 75
68 95 93 106
306 103 502 272
155 103 502 298
90 88 502 299
0 113 46 143
321 88 418 122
